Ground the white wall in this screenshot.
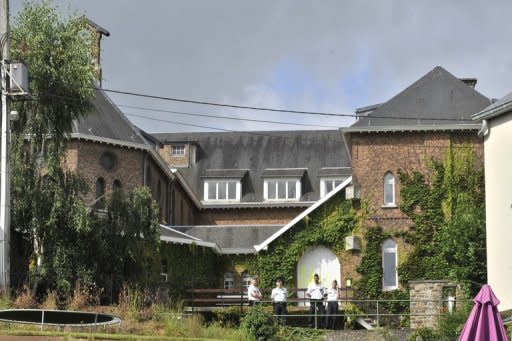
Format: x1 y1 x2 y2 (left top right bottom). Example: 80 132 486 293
484 112 512 311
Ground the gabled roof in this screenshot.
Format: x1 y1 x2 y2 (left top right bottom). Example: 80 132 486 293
473 92 512 121
350 66 490 130
152 130 350 205
72 89 147 147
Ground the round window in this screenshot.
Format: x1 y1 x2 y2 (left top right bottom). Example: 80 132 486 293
100 151 117 171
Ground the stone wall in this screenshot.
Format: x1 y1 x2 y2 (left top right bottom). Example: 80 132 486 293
409 280 456 329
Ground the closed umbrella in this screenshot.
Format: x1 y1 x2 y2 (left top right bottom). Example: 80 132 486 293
458 284 508 341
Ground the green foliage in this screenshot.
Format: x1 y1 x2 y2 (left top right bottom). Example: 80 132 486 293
398 145 486 295
356 226 387 299
408 327 443 341
341 302 365 329
212 306 242 327
438 303 472 341
160 243 227 300
240 305 278 341
11 0 95 146
250 194 359 288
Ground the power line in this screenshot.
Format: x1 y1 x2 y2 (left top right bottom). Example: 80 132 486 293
118 104 336 128
98 87 474 122
123 113 236 132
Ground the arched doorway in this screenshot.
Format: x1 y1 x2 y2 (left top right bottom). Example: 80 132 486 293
297 246 341 306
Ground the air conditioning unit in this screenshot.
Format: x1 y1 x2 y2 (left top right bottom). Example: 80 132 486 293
345 185 360 200
345 236 361 251
9 62 30 97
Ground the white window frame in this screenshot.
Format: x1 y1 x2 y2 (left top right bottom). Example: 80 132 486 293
382 239 398 291
224 272 234 289
383 172 396 207
203 179 241 202
263 178 301 201
320 177 346 198
242 272 252 289
171 145 185 156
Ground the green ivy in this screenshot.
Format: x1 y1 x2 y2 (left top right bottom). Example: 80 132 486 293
249 193 359 289
398 144 486 295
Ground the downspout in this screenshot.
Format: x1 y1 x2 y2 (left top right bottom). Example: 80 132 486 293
477 119 489 138
143 153 148 186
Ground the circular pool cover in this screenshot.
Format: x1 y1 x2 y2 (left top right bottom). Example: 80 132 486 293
0 309 121 327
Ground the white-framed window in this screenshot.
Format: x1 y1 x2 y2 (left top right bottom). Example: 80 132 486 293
382 238 398 291
242 272 252 289
171 145 185 156
224 272 234 289
383 172 396 206
204 180 241 201
320 178 346 198
264 179 301 201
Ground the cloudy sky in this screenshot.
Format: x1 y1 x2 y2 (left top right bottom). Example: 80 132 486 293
11 0 512 132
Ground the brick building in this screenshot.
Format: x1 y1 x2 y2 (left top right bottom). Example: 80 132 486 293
154 66 490 292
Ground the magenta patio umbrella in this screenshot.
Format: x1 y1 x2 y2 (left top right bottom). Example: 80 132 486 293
458 284 508 341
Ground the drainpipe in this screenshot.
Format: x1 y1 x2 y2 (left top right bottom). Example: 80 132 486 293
143 153 148 186
477 119 489 138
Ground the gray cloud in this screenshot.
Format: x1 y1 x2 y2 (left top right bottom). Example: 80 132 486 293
12 0 512 132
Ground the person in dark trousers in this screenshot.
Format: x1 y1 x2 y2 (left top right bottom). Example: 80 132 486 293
306 273 326 328
271 278 288 325
325 280 340 329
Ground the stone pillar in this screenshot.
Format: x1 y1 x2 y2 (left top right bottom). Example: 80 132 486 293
409 280 453 329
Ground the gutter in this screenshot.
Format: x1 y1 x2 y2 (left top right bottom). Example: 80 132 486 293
477 120 489 138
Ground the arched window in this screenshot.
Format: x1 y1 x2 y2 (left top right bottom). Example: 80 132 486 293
224 272 234 289
382 239 398 290
95 177 106 209
113 179 122 193
383 172 396 206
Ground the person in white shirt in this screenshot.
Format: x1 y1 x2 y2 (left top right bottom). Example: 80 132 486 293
247 277 262 306
325 280 340 329
306 273 326 328
271 278 288 325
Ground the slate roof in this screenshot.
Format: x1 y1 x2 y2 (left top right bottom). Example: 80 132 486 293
72 89 147 147
349 66 490 130
473 91 512 121
172 224 282 254
152 130 350 205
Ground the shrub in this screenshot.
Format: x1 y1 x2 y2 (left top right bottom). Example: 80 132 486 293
13 285 37 309
240 305 278 341
341 302 365 329
213 306 241 327
408 327 443 341
276 326 324 341
438 303 472 340
41 290 58 310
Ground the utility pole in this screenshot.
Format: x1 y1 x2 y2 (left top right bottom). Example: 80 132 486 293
0 0 10 290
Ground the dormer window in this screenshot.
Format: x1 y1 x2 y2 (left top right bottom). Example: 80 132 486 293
264 179 301 201
261 168 305 202
320 178 346 198
171 145 185 156
204 180 240 201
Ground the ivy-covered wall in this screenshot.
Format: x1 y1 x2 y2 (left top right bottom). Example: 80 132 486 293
247 193 362 289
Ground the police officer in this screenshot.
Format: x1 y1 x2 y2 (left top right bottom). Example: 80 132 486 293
306 273 326 328
247 277 262 306
325 280 340 329
271 278 288 325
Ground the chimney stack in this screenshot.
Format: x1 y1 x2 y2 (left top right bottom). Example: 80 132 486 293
82 18 110 86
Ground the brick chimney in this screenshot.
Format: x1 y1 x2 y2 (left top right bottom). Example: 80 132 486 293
83 18 110 86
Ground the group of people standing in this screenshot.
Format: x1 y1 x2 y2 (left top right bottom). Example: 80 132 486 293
246 273 341 329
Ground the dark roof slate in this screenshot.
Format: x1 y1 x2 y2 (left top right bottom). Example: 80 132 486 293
351 66 490 128
152 130 350 203
201 169 248 179
318 167 352 177
473 91 512 120
173 225 282 252
73 89 146 146
261 168 307 178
